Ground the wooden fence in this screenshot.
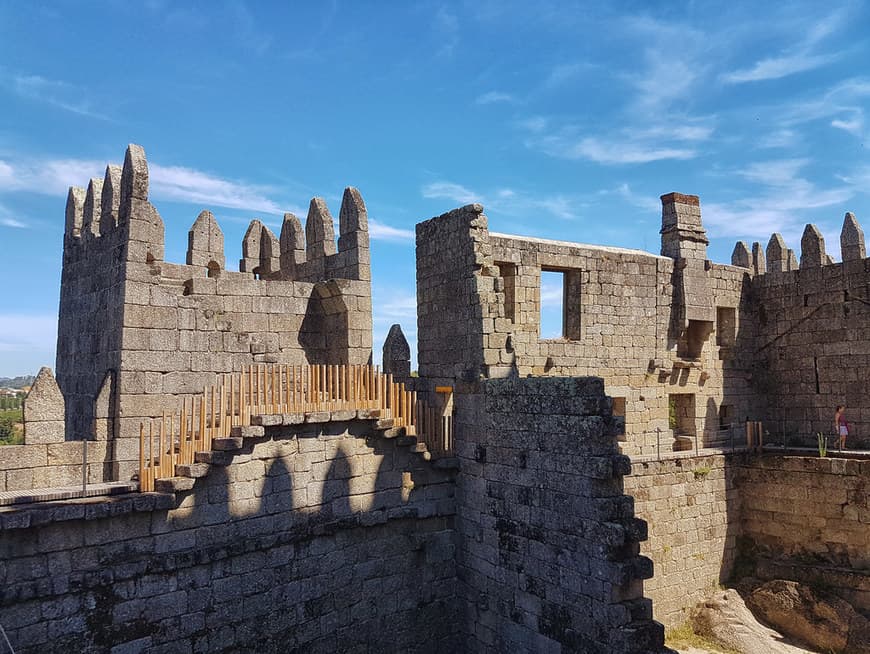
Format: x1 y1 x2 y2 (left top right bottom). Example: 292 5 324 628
139 364 453 492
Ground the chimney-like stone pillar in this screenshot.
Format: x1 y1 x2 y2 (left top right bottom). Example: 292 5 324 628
660 192 708 261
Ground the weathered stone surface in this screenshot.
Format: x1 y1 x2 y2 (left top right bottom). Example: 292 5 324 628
800 223 826 268
690 588 807 654
305 197 337 260
731 240 751 268
23 368 65 445
382 323 411 381
841 211 866 262
766 233 788 273
186 210 225 270
751 241 766 275
747 580 870 654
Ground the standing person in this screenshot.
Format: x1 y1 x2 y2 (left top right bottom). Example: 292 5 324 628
835 405 849 450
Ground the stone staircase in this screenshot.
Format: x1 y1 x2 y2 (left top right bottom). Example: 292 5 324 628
151 409 458 494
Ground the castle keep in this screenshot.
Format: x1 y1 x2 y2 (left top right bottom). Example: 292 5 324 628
0 144 867 653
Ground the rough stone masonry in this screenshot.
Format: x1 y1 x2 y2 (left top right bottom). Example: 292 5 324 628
5 142 870 651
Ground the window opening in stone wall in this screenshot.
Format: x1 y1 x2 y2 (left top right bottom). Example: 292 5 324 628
540 269 565 339
540 268 582 341
716 307 736 347
207 261 221 278
669 393 696 436
813 356 820 394
496 262 517 323
680 320 713 359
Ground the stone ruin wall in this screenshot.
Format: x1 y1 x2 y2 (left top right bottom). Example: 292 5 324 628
1 379 670 653
453 377 664 653
733 214 870 446
0 420 459 653
52 144 373 481
416 197 760 458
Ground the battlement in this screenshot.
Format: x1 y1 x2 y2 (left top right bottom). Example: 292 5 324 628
731 211 866 276
239 188 370 283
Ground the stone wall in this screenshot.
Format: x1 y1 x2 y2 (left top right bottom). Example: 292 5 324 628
0 420 458 653
751 255 870 446
736 454 869 613
416 197 760 458
625 454 741 627
54 144 373 479
0 440 110 492
453 376 666 653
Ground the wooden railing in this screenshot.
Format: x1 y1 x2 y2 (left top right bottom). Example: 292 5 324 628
139 364 453 492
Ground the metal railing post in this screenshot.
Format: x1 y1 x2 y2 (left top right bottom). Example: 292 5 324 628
656 428 661 461
82 437 88 493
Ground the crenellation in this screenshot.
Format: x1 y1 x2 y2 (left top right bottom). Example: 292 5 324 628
279 211 305 278
100 164 122 235
305 197 337 261
239 218 265 274
841 211 866 261
186 210 225 271
800 223 827 268
64 186 86 241
766 233 787 273
751 241 766 275
259 224 281 277
731 240 751 268
81 177 103 238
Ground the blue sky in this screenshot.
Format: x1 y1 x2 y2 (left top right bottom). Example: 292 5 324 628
1 1 869 376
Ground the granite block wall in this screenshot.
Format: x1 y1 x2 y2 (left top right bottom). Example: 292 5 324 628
0 421 458 653
625 454 741 627
453 376 666 653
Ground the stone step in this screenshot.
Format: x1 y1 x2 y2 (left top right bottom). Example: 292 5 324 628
230 425 265 439
212 437 244 451
195 451 234 466
175 462 210 478
154 476 196 493
374 418 395 430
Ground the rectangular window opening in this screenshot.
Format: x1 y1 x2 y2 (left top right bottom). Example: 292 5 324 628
612 397 626 438
669 393 696 436
540 268 581 340
496 262 517 323
719 404 732 430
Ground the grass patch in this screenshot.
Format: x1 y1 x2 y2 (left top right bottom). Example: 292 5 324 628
692 465 712 480
665 621 738 654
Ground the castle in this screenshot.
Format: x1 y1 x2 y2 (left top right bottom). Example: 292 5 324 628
0 145 866 653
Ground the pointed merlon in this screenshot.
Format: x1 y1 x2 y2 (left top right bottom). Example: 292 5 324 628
240 219 265 273
119 144 149 222
100 164 122 234
382 323 411 379
787 249 798 271
338 187 370 254
731 241 751 268
259 225 280 276
751 242 766 275
82 178 104 238
800 224 826 269
65 186 86 239
187 210 226 270
841 212 866 262
23 366 65 444
766 233 787 273
305 198 337 260
280 212 305 277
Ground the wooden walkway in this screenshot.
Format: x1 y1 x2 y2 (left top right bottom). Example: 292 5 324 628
139 364 453 492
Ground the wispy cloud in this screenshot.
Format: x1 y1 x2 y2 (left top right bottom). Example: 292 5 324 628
149 164 281 214
422 180 584 220
475 91 515 105
529 132 698 165
368 219 414 242
722 11 845 83
1 71 111 120
0 154 284 214
703 158 853 241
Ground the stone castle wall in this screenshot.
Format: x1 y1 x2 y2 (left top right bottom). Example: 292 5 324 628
625 454 740 627
416 199 760 457
453 377 664 653
0 420 458 653
53 145 373 480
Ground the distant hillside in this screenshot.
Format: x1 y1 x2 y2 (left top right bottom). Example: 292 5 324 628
0 375 36 389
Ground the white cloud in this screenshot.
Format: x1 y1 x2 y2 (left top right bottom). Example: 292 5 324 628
421 181 481 205
3 72 111 120
475 91 514 105
613 183 660 213
534 134 697 165
368 219 414 242
0 218 27 228
149 164 281 214
722 52 839 84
